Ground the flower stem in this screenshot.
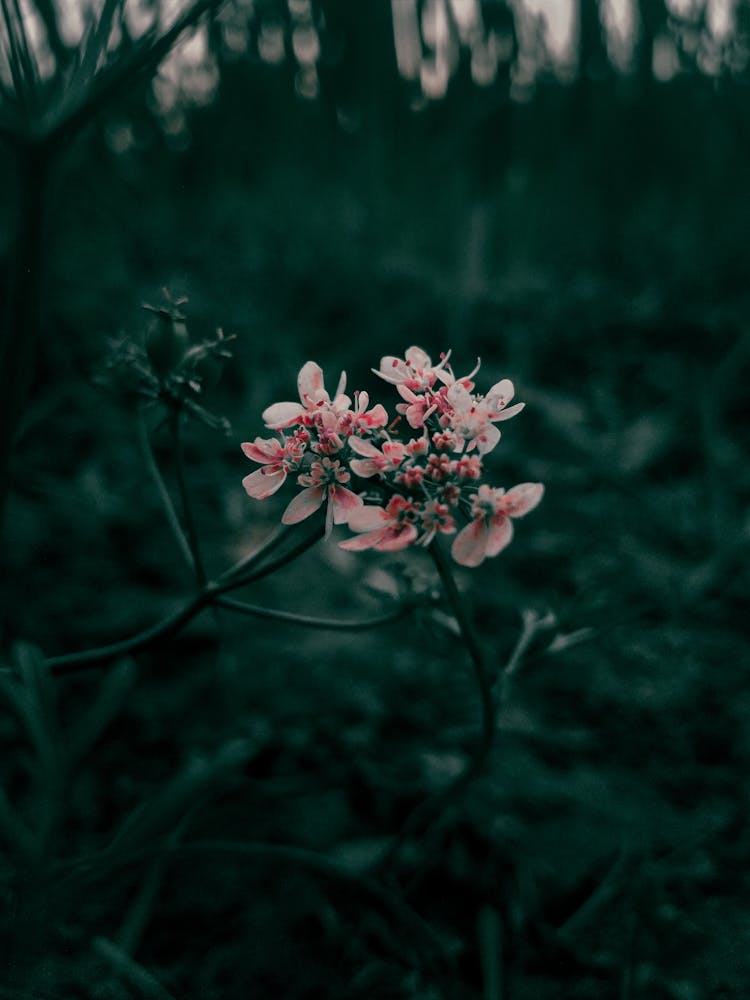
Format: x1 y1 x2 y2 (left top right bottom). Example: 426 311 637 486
216 595 415 631
380 540 496 875
137 410 194 573
41 519 326 676
170 409 206 586
429 539 495 767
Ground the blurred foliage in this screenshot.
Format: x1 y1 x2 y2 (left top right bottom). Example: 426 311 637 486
0 0 749 998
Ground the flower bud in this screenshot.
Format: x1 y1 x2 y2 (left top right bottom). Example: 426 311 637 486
143 305 190 377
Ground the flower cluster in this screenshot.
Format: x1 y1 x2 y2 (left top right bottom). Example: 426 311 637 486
242 348 543 566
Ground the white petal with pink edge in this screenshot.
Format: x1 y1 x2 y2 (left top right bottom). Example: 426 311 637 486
486 378 514 407
282 486 325 524
377 523 419 551
485 515 513 557
241 438 284 463
242 467 286 499
348 437 381 457
344 503 385 533
339 527 392 551
297 361 327 404
503 482 544 517
492 401 525 422
349 459 380 478
451 520 490 567
330 487 363 523
262 401 306 429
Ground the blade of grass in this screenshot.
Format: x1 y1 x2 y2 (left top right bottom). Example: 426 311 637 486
46 0 224 152
93 937 177 1000
76 0 124 83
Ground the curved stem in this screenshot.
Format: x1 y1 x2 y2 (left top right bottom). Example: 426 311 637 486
217 522 292 584
42 519 326 676
216 595 414 631
170 410 206 586
380 539 496 875
137 410 194 573
45 591 214 676
218 519 325 593
429 540 494 765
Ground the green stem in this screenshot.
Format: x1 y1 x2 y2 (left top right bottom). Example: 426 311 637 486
45 590 214 676
217 522 292 584
170 409 206 585
379 539 496 875
218 520 325 593
137 410 194 573
42 520 326 676
216 595 414 631
93 937 177 1000
429 539 495 767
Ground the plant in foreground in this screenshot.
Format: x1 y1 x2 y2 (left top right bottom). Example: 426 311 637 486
242 347 543 565
2 331 548 997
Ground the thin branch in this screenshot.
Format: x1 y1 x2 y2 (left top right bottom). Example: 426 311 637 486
217 522 292 584
42 520 326 676
216 595 415 631
45 590 213 676
218 519 325 594
137 409 194 573
430 538 495 769
379 539 496 875
170 410 206 585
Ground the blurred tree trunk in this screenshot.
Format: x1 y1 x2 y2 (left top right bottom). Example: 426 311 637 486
0 142 48 536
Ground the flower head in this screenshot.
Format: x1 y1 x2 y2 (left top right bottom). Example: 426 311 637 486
242 348 543 567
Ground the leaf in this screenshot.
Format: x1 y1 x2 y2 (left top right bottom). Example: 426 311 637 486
68 657 137 763
105 739 251 862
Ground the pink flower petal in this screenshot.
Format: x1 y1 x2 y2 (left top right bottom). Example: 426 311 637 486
405 346 431 369
297 361 326 405
339 526 392 551
330 486 363 523
486 378 514 408
349 458 380 478
364 403 389 427
282 486 325 524
347 505 388 532
348 437 381 457
242 467 286 499
473 424 501 455
241 438 283 464
376 356 410 384
451 519 489 567
485 515 513 557
503 482 544 517
375 523 418 551
262 401 305 429
493 401 525 422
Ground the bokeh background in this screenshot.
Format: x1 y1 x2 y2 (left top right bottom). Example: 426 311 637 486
1 1 749 997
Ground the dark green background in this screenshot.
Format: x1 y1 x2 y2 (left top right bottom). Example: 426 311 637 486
1 2 749 997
